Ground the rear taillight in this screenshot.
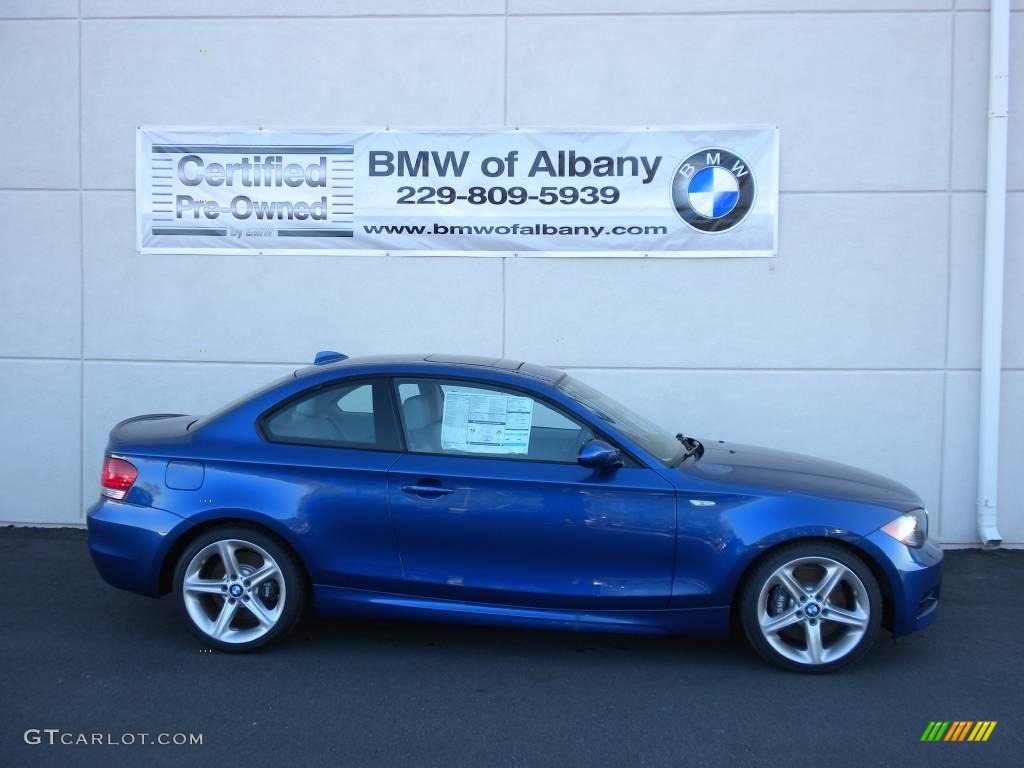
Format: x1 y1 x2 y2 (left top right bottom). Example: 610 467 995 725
101 456 138 500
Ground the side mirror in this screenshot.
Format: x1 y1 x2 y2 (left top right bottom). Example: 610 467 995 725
577 439 623 469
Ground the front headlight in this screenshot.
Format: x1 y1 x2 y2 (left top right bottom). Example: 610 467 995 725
881 508 928 548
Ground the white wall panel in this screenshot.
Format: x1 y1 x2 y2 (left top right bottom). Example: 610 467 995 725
512 1 952 11
506 194 949 369
993 194 1023 369
81 17 505 188
83 0 504 16
563 368 945 516
995 373 1024 544
82 192 504 362
0 192 81 357
951 12 1024 191
948 192 1024 370
81 361 294 508
947 193 984 369
0 3 1018 542
0 0 77 17
955 1 1024 9
940 372 1024 544
507 13 952 192
0 20 79 188
0 360 82 524
940 371 981 543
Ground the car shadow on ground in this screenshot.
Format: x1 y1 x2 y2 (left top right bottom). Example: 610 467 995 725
291 611 753 664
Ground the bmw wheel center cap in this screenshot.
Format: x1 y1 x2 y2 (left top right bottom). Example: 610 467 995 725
672 147 756 233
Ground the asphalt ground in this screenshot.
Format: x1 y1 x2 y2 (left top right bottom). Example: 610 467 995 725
0 526 1021 768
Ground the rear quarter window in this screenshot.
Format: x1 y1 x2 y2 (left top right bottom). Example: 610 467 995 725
262 378 400 451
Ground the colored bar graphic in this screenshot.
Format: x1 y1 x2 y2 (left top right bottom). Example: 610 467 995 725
972 722 997 742
945 721 972 741
922 721 996 742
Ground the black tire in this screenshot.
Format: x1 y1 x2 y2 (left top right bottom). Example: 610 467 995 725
172 525 306 653
739 541 883 673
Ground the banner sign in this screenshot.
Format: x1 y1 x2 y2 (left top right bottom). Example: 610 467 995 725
137 127 778 257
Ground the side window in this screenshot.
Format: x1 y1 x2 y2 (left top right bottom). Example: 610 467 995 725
263 379 400 451
394 378 593 463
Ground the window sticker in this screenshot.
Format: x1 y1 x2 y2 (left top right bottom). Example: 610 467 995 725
441 390 534 454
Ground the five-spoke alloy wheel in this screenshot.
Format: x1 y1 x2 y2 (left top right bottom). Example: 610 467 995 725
173 526 306 652
740 542 882 672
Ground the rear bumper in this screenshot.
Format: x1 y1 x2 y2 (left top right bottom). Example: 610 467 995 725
861 529 943 637
87 499 185 597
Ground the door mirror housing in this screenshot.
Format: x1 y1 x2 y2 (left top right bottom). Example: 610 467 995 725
578 439 624 469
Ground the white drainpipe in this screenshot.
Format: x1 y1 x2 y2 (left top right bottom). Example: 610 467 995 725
977 0 1010 548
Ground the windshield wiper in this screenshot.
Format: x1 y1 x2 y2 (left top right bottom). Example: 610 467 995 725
674 433 703 463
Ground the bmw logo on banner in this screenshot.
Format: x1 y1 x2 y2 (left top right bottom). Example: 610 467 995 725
672 148 756 233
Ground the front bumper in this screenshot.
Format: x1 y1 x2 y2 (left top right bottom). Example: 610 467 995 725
861 529 943 636
87 498 185 597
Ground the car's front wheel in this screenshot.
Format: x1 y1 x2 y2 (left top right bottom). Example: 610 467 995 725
172 526 306 652
739 542 882 672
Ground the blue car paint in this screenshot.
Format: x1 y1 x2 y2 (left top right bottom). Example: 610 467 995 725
87 354 942 638
387 452 676 609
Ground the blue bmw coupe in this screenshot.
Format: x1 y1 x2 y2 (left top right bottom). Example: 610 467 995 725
87 353 942 671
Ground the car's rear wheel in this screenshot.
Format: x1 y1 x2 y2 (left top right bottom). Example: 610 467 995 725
172 526 305 652
739 542 882 673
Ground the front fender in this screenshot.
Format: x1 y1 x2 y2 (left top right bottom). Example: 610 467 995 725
671 492 906 607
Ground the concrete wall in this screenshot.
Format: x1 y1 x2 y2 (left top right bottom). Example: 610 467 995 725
0 0 1020 544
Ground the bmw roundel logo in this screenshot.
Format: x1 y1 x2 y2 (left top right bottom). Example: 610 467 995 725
671 147 756 233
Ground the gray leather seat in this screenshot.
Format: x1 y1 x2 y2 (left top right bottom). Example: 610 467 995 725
270 395 343 442
402 394 439 452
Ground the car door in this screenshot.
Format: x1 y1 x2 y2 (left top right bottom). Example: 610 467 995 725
258 376 405 592
387 377 677 610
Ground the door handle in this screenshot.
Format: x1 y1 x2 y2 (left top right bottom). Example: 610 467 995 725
401 484 454 497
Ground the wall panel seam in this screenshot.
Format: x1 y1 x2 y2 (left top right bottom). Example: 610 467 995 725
502 0 509 357
78 0 86 523
48 10 1012 21
79 14 505 21
936 6 957 538
9 188 1022 194
507 8 1014 17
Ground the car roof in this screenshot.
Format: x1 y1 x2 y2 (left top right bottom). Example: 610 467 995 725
293 353 566 385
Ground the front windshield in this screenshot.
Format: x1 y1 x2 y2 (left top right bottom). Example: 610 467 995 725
557 376 683 466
